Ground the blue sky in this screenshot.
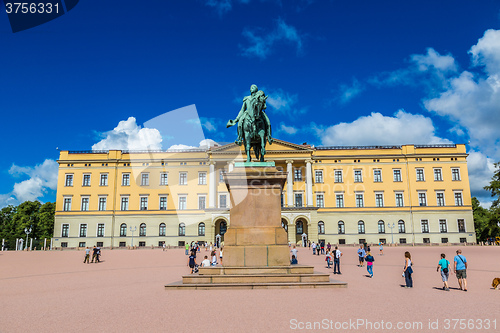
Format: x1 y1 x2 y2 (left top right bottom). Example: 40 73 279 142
1 0 500 207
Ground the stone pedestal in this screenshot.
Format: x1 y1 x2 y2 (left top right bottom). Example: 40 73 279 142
223 164 290 267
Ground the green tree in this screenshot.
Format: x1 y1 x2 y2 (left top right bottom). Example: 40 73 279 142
472 197 492 243
483 162 500 242
0 205 17 249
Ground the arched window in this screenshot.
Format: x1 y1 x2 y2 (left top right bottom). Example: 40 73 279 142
219 221 227 235
198 222 205 236
139 223 146 236
159 223 166 236
178 223 185 236
358 221 365 234
120 223 127 237
281 219 288 232
338 221 345 234
378 220 385 234
398 220 405 233
296 220 303 234
318 221 325 234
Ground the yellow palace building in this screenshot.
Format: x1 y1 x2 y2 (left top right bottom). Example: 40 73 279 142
53 140 475 248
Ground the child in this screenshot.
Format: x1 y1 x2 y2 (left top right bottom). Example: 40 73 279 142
211 250 217 266
325 251 332 268
365 251 375 277
290 255 298 265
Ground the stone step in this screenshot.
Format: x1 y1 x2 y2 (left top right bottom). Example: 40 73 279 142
165 280 347 290
183 273 331 284
198 265 314 276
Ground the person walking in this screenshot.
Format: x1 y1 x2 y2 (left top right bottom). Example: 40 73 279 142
403 251 413 288
187 252 197 274
454 249 468 291
357 245 366 267
219 247 223 265
333 246 342 275
379 242 384 255
312 242 317 255
325 251 332 268
437 253 451 291
91 245 98 263
83 247 90 264
320 241 325 254
365 251 375 277
185 243 189 255
316 242 321 256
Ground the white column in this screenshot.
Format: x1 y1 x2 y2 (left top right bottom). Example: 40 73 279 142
30 238 33 251
44 238 47 251
286 160 294 207
15 238 18 251
306 159 313 207
1 239 4 251
50 238 53 250
209 162 216 208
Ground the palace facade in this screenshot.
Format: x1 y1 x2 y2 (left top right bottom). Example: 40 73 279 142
53 140 475 248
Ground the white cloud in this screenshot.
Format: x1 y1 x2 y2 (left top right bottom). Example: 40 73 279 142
466 150 496 196
167 144 198 151
241 18 304 59
200 117 217 132
204 0 232 15
266 88 298 112
411 48 457 73
167 139 220 151
318 110 450 146
279 123 298 135
92 117 163 151
338 78 364 104
469 29 500 76
199 139 219 148
0 159 59 207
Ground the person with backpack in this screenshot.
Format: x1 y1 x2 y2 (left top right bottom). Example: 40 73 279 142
437 253 451 291
365 251 375 278
454 249 468 291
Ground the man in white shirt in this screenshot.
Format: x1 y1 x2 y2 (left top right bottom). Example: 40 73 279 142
312 242 317 255
201 256 211 267
291 245 298 259
333 246 342 275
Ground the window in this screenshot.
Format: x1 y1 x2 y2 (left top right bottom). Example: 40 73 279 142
219 170 224 183
96 242 103 248
61 242 68 248
119 242 126 247
294 168 302 181
139 223 146 236
441 238 448 244
398 220 405 233
139 241 146 247
81 197 89 211
281 219 288 232
421 220 429 233
355 193 364 208
79 224 87 237
61 224 69 237
375 193 384 207
141 173 149 186
358 221 365 234
219 194 227 208
178 223 186 236
423 238 430 244
121 197 129 211
120 223 127 237
336 194 344 208
458 219 466 233
122 173 130 186
295 193 303 207
316 194 324 208
338 239 346 245
159 223 166 236
434 168 443 181
454 192 463 206
82 174 91 186
318 221 325 234
393 169 402 182
418 192 427 206
399 238 407 244
179 196 187 210
395 193 404 207
373 169 382 182
198 222 205 236
179 172 187 185
160 173 168 186
65 174 73 186
334 170 343 183
79 242 86 248
354 169 362 182
100 173 108 186
98 197 107 211
451 168 461 181
460 237 467 243
338 221 345 234
198 172 207 185
315 170 323 183
140 197 148 210
416 168 425 181
97 223 104 237
439 219 447 233
296 221 303 234
436 192 445 206
159 196 168 210
63 197 72 211
378 220 385 234
198 195 206 210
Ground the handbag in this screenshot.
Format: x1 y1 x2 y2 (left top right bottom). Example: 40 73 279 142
443 260 449 274
407 266 413 274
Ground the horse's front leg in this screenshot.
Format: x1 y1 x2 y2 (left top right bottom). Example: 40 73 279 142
245 134 252 162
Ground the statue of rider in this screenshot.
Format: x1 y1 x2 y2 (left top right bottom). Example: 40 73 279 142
227 84 272 145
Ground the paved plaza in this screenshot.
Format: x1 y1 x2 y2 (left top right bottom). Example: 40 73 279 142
0 245 499 332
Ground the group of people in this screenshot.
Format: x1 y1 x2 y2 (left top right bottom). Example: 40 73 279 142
187 244 223 273
83 246 101 264
435 249 468 291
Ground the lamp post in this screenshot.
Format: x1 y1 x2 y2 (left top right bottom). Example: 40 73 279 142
24 226 32 251
388 223 396 244
130 226 137 247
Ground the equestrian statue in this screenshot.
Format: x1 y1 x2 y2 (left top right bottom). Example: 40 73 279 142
227 84 273 162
